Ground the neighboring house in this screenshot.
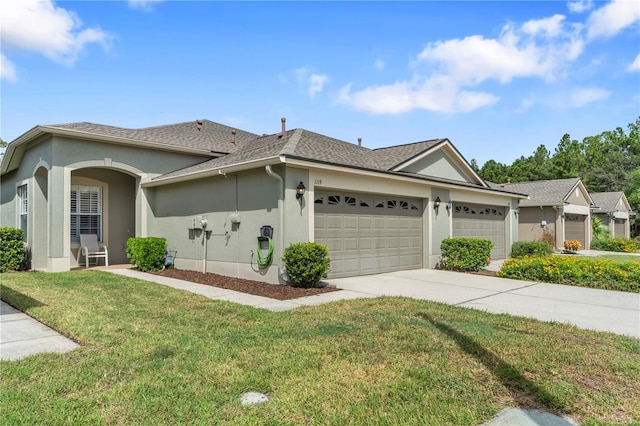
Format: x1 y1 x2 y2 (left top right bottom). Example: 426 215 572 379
0 119 524 282
590 192 633 239
496 178 593 251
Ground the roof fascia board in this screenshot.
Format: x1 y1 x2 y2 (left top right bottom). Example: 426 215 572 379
283 157 526 199
390 139 488 187
143 156 282 187
1 126 45 174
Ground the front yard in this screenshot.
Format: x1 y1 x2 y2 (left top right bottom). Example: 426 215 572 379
1 270 639 425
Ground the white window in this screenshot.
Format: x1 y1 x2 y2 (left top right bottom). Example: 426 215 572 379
71 186 102 243
17 184 28 239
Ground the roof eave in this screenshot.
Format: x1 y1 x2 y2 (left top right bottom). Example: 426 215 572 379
142 156 283 187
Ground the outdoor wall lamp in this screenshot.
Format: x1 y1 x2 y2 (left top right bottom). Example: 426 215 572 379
514 208 519 218
433 196 441 212
296 181 306 204
446 200 452 211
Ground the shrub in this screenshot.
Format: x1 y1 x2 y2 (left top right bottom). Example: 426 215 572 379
511 241 553 258
497 255 640 293
539 228 556 247
591 237 638 253
564 240 581 252
0 227 27 273
440 238 493 272
126 237 167 272
282 242 330 288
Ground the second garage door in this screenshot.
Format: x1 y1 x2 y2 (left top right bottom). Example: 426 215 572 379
452 202 506 259
565 215 586 248
314 191 423 278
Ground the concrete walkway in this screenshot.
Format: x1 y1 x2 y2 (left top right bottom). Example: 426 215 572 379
0 301 79 361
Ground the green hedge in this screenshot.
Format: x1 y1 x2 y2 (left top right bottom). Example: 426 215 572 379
0 227 26 273
282 242 330 288
590 237 639 253
497 256 640 293
510 241 553 258
126 237 167 272
440 238 493 272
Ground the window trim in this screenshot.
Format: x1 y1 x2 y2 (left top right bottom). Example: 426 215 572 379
17 182 28 240
70 184 105 244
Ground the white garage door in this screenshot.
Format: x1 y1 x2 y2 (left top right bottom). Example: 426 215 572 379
314 191 423 278
565 215 586 248
452 203 506 259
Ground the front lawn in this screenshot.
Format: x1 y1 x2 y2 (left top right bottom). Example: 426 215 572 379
1 271 639 425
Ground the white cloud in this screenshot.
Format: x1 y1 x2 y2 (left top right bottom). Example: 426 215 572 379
337 14 584 115
293 66 329 99
308 73 329 98
568 0 593 14
586 0 640 39
569 87 611 106
517 97 535 113
628 53 640 72
0 0 110 79
128 0 164 11
374 59 385 70
1 54 18 82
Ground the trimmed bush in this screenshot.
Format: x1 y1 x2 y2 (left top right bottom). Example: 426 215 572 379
282 242 330 288
590 237 638 253
440 238 493 272
564 240 581 252
126 237 167 272
0 227 26 273
498 255 640 293
510 241 553 258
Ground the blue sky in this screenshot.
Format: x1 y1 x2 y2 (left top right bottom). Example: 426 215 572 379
1 0 639 166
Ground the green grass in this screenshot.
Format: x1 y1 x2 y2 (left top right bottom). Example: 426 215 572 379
594 254 640 263
1 270 639 425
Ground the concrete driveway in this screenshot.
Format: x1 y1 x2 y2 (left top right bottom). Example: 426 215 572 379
325 268 640 339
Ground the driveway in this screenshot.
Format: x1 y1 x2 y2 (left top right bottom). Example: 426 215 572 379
325 268 640 339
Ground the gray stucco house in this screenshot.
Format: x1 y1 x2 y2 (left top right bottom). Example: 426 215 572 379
496 178 593 251
590 192 633 239
1 118 524 282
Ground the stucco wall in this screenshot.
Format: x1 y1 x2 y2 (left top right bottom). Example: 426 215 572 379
518 206 559 247
147 167 287 283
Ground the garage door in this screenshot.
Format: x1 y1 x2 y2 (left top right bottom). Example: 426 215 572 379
314 191 423 278
565 215 586 248
614 219 626 238
452 203 506 259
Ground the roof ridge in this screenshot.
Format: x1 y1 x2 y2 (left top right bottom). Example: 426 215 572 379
371 138 445 152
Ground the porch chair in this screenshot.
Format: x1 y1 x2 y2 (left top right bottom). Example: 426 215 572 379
79 234 109 268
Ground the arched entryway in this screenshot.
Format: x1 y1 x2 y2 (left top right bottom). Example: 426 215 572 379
70 168 136 265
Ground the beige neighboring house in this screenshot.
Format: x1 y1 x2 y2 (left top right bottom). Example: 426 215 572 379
1 118 524 282
496 178 593 251
590 192 633 239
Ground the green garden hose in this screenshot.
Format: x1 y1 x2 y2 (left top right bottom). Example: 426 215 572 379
256 237 274 268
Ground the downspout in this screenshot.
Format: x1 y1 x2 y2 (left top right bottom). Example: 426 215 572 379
265 164 285 280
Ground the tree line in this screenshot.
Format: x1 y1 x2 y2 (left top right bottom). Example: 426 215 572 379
471 117 640 237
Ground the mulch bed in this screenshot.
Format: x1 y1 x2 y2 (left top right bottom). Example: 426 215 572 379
153 269 341 301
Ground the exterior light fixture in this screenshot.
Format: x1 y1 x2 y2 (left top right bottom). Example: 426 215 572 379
434 196 441 212
514 208 519 218
296 181 306 204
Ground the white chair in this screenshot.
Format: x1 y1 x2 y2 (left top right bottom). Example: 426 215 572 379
79 234 109 268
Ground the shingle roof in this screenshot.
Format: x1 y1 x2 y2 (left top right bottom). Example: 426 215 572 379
590 192 625 212
496 178 582 206
155 129 456 182
370 139 445 170
47 120 258 153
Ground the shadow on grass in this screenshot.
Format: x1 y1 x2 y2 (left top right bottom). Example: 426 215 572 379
421 313 567 413
0 285 46 313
